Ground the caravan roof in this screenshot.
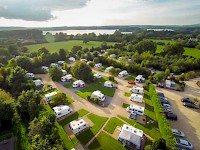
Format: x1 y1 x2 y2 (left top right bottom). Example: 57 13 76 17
69 119 87 130
33 79 43 86
130 93 143 99
129 104 145 112
44 91 57 98
132 86 144 91
53 105 70 114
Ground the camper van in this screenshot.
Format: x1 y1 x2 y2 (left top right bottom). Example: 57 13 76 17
104 81 116 88
68 57 76 62
118 70 128 78
129 93 143 103
44 91 57 102
94 63 102 69
69 119 88 135
135 75 146 83
72 80 85 88
26 73 35 78
126 105 144 116
61 74 73 82
53 105 72 119
130 86 144 94
33 79 43 86
61 69 67 75
105 66 114 73
91 91 105 101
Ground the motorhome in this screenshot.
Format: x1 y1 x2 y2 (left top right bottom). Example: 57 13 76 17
53 105 72 119
93 73 102 79
26 73 35 78
44 91 57 102
58 61 65 66
105 66 114 73
61 74 73 82
68 57 76 62
126 105 144 116
72 80 85 88
118 70 128 78
69 119 88 135
135 75 146 83
61 69 67 75
130 86 144 94
91 90 105 101
129 93 143 103
110 54 116 58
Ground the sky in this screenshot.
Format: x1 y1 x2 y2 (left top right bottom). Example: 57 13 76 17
0 0 199 27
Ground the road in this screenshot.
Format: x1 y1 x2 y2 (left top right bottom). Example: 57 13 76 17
156 77 200 150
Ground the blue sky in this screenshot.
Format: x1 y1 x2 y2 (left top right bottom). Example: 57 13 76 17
0 0 199 27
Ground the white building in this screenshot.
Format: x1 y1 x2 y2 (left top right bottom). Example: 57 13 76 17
50 63 58 67
118 70 128 78
93 73 102 79
165 80 176 89
53 105 72 119
118 124 143 149
41 66 49 72
94 63 102 68
72 80 85 88
69 57 76 62
105 66 114 73
135 75 145 83
69 119 88 135
129 93 143 103
62 69 67 75
110 54 116 58
58 61 65 66
26 73 35 78
130 86 144 94
61 74 73 82
104 81 114 88
126 105 144 116
33 79 43 86
91 90 105 101
44 91 57 102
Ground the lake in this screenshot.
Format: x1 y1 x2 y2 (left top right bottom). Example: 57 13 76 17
43 30 133 35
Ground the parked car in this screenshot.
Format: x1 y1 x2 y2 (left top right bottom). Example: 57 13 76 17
176 138 193 149
128 81 136 85
165 112 177 120
172 129 185 137
181 98 195 104
183 102 199 109
163 108 173 113
157 92 165 98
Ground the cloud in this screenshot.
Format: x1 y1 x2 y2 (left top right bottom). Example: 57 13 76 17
0 0 90 21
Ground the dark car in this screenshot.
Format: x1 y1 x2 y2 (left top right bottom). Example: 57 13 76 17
157 92 165 98
165 113 177 121
181 98 195 104
183 102 199 109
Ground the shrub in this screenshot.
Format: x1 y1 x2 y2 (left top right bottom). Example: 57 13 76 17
108 76 115 82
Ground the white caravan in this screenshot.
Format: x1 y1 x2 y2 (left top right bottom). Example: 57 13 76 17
129 93 143 103
94 63 102 68
33 79 43 86
104 81 115 88
69 119 88 135
50 63 58 67
135 75 145 83
110 54 116 58
61 74 73 82
68 57 76 62
91 90 105 101
126 105 144 116
53 105 72 119
130 86 144 94
72 80 85 88
41 66 49 72
61 69 67 75
44 91 57 102
105 66 114 73
58 61 65 66
93 73 102 79
118 70 128 78
26 73 35 78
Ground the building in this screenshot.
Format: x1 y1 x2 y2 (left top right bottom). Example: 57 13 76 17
72 80 85 88
130 86 144 94
135 75 145 83
53 105 72 119
44 91 57 102
61 74 73 82
69 119 88 135
33 79 43 86
129 93 143 103
118 124 143 150
91 90 105 101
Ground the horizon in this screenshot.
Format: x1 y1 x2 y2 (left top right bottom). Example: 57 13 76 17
0 0 200 27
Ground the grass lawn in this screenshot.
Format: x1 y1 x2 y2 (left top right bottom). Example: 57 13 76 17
26 40 116 53
64 82 73 88
118 115 161 140
18 121 30 150
183 47 200 58
59 109 89 126
88 131 128 150
125 75 136 81
76 78 116 99
103 117 125 134
150 39 176 44
124 92 131 97
77 113 108 144
122 103 130 108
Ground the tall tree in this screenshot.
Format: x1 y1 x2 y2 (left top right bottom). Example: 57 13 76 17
59 49 67 60
49 67 62 81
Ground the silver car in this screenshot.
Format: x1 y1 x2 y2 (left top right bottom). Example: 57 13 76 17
176 138 193 149
172 129 185 137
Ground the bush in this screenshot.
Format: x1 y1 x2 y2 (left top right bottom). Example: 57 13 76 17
87 95 99 104
108 76 115 82
88 61 95 67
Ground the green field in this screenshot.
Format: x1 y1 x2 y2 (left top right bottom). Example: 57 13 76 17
26 40 116 53
88 131 128 150
151 39 176 44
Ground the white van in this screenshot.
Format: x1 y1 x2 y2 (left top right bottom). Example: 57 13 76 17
129 93 143 103
126 105 144 116
91 90 105 101
53 105 72 119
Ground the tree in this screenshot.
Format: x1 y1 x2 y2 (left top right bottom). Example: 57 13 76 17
50 93 67 107
59 49 67 60
49 67 62 81
93 57 100 63
71 61 93 81
151 138 167 150
7 66 35 97
109 68 121 76
163 43 184 55
16 56 33 71
83 36 90 44
18 90 42 120
134 40 157 54
71 46 82 54
85 51 93 61
87 61 95 67
8 45 18 55
38 47 49 55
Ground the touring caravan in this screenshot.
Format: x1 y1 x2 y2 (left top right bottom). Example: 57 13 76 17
50 63 58 67
91 90 105 101
94 63 102 69
33 79 43 86
69 119 88 135
58 61 65 66
104 81 116 88
129 93 143 103
44 91 57 102
126 105 144 116
53 105 72 119
118 70 128 78
135 75 145 83
61 74 73 82
26 73 35 78
105 66 114 73
130 86 144 94
41 66 49 72
72 80 85 88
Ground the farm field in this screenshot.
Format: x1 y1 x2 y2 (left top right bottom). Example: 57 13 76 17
25 40 116 53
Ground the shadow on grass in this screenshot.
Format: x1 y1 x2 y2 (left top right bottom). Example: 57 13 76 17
145 103 154 112
76 128 96 145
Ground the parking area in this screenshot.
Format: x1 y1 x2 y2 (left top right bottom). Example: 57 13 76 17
156 77 200 150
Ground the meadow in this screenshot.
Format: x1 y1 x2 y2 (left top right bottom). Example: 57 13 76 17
25 40 116 53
